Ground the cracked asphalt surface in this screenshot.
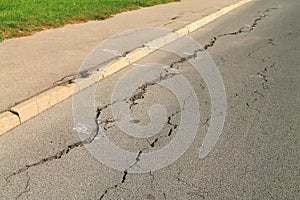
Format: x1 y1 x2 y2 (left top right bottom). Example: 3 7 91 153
1 0 299 199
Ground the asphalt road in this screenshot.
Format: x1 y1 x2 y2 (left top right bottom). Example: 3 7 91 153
1 0 299 199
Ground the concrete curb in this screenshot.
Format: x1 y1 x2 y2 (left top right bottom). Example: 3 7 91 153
0 0 253 136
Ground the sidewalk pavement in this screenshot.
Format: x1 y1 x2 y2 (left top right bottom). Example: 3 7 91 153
0 0 242 112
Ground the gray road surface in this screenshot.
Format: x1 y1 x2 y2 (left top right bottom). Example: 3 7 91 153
0 0 299 199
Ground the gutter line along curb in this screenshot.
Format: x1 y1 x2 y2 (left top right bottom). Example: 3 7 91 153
0 0 253 136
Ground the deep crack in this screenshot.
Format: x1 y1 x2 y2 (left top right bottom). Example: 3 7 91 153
170 8 277 69
99 150 143 199
257 72 269 89
247 38 277 106
98 108 181 199
170 48 203 68
149 109 180 148
5 7 278 195
100 118 116 131
5 108 104 183
97 98 127 114
128 82 156 109
128 69 180 109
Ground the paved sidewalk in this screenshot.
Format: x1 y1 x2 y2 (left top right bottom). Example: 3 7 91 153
0 0 243 112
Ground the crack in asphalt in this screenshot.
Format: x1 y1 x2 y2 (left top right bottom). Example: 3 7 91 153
94 68 182 199
99 149 143 200
98 177 123 200
163 193 167 199
268 38 277 46
203 118 210 126
170 8 277 69
100 118 117 131
149 171 155 188
98 107 183 199
4 7 279 197
99 108 181 199
97 89 196 199
170 47 203 69
169 7 278 110
217 8 277 98
5 140 84 183
128 82 156 109
257 72 269 90
15 172 30 200
97 98 128 113
246 38 277 107
5 108 103 183
149 109 180 147
128 68 180 109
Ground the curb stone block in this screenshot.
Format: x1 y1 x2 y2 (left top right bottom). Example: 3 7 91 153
11 99 39 123
48 87 59 107
126 47 155 64
210 12 218 20
57 84 75 102
215 10 224 18
145 32 183 49
176 27 189 35
103 57 130 77
0 112 20 135
10 85 76 124
51 85 75 103
35 92 52 113
186 22 198 33
38 86 64 111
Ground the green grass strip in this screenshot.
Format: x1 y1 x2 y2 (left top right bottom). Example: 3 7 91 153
0 0 179 41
